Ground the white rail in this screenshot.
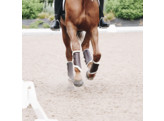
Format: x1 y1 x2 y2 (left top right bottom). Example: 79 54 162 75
22 25 143 35
22 81 58 121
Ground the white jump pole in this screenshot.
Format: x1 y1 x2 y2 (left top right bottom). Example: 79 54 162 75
22 81 58 121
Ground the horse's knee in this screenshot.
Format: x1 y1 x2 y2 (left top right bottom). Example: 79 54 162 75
81 34 90 50
81 42 89 50
72 41 80 51
93 53 101 62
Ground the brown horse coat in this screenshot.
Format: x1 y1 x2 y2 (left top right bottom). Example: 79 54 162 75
61 0 99 30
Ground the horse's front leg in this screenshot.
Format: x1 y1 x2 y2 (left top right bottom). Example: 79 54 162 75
86 27 101 80
66 22 83 87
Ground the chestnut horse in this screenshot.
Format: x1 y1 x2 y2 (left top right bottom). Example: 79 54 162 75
60 0 101 87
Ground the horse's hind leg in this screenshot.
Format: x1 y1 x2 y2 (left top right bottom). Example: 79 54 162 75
81 32 93 69
66 22 83 87
61 24 74 82
86 27 101 80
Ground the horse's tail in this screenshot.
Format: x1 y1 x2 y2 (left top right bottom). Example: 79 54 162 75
77 31 84 41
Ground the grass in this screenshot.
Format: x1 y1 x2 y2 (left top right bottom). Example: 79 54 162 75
48 14 54 21
22 19 50 29
104 12 115 21
22 25 29 29
29 20 44 28
42 23 50 28
38 12 50 19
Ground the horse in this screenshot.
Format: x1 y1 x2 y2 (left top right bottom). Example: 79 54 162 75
60 0 101 87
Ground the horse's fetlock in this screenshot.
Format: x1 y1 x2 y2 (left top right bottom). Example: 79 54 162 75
90 62 99 74
93 53 101 62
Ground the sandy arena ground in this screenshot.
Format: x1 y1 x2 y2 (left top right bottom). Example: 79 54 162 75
22 31 143 121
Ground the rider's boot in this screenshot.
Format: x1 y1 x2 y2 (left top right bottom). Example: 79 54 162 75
99 17 110 28
99 0 110 28
50 0 63 31
50 15 60 30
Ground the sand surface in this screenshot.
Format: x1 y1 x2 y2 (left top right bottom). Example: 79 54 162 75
22 31 143 121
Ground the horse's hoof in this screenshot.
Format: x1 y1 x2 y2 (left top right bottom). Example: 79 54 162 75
86 71 95 80
73 80 84 87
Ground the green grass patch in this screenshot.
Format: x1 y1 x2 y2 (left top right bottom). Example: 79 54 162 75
22 25 29 29
105 0 143 20
29 20 44 28
48 14 54 21
42 23 50 28
38 12 50 19
104 12 115 21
